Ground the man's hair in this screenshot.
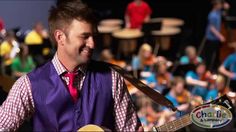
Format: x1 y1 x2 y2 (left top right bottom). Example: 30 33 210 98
48 0 97 44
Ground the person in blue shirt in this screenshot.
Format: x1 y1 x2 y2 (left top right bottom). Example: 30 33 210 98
219 51 236 91
180 45 202 65
157 77 190 126
185 63 209 100
132 43 154 72
203 0 228 71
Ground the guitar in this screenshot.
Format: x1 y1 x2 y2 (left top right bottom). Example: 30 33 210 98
77 95 234 132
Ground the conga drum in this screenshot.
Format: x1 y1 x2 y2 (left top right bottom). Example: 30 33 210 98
151 26 181 51
99 19 123 27
98 25 121 47
98 19 123 47
150 17 184 27
112 28 143 58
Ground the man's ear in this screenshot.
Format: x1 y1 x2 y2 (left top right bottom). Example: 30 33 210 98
54 30 66 46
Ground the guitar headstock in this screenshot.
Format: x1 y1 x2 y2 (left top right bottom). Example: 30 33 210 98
204 94 234 116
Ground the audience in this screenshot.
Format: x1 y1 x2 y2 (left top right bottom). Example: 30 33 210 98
11 44 35 79
0 31 19 75
218 49 236 92
132 43 156 71
180 45 202 65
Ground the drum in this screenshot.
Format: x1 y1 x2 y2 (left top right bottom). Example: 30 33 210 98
99 19 123 27
150 18 184 27
151 27 181 51
112 28 143 58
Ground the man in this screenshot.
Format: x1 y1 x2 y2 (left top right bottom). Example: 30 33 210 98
0 0 141 131
125 0 152 29
203 0 229 71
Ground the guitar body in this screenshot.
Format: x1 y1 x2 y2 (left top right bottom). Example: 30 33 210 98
78 95 233 132
78 124 112 132
78 124 104 132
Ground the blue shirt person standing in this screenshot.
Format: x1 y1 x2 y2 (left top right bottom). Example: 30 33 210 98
203 0 228 71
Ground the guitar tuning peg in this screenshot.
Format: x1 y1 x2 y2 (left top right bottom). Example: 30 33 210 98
219 99 222 102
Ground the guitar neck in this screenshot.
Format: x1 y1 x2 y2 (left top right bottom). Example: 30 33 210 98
154 114 192 132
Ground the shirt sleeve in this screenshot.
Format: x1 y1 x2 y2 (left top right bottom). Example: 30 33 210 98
223 55 233 69
111 69 141 131
145 3 152 15
0 75 34 131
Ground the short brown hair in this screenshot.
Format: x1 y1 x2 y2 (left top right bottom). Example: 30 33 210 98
48 0 97 44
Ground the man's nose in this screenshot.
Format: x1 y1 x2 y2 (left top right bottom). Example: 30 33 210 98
86 36 95 49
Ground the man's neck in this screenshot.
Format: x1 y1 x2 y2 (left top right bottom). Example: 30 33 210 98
57 51 79 72
134 0 142 5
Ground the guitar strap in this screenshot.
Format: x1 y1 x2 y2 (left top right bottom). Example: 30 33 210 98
108 63 177 111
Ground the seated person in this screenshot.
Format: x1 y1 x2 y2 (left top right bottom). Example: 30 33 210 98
132 43 155 71
0 31 19 75
185 62 211 100
145 61 173 94
11 44 36 79
218 50 236 92
25 22 51 66
24 22 48 45
157 77 191 126
99 49 126 68
180 45 202 65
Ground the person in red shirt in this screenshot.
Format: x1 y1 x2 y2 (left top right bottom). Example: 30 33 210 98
125 0 152 29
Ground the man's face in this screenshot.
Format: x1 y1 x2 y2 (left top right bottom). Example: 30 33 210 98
62 19 95 65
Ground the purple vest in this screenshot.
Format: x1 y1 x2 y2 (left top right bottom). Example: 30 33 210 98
28 60 115 131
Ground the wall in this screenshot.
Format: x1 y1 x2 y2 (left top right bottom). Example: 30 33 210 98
0 0 56 31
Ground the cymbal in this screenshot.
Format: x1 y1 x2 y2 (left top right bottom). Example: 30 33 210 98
112 28 143 39
150 17 184 27
99 19 123 27
151 26 181 36
98 25 121 33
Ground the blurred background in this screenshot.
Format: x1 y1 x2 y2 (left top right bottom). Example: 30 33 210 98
0 0 236 131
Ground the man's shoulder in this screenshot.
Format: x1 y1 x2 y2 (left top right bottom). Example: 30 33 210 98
88 60 111 72
27 61 52 76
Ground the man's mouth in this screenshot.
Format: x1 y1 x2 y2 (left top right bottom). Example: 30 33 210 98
81 47 93 56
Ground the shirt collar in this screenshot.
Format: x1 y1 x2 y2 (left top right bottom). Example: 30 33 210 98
52 53 87 76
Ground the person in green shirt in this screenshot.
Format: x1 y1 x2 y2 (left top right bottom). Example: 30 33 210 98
11 44 35 78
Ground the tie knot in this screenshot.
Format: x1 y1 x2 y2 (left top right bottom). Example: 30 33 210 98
64 72 78 78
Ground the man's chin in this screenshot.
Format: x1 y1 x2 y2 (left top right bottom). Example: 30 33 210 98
77 56 91 65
